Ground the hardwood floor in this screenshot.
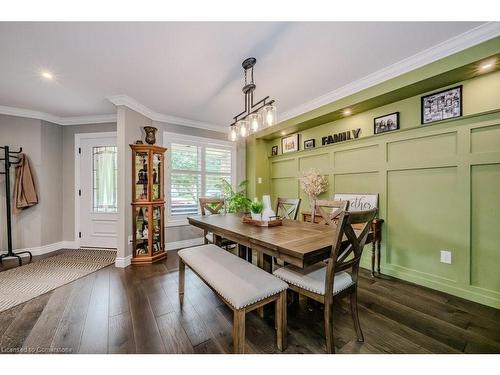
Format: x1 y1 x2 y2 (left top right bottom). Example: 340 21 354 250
1 249 500 354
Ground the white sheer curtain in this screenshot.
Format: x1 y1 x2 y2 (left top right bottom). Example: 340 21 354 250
93 146 117 213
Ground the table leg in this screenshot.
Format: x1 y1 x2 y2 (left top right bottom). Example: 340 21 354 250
263 254 272 273
238 244 247 259
247 248 253 263
214 234 222 247
377 238 382 275
256 252 266 318
371 240 376 277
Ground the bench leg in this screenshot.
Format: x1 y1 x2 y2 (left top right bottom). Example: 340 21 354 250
233 309 246 354
276 290 287 351
178 257 185 306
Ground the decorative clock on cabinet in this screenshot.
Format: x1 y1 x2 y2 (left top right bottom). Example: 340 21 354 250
130 144 167 264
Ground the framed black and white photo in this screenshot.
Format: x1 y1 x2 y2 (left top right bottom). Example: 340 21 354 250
304 139 315 149
421 85 462 124
374 112 399 134
271 145 278 156
281 133 299 154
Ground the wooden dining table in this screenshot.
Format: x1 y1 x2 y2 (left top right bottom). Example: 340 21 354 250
187 213 373 270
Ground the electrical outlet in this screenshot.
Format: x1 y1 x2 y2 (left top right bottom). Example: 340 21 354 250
257 177 262 184
440 250 452 264
128 235 133 244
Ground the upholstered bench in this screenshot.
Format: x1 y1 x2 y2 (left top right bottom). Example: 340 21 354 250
178 244 288 353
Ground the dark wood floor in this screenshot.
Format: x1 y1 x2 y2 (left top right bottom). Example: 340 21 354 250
1 249 500 354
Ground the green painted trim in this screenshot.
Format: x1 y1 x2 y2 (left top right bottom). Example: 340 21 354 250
268 108 500 161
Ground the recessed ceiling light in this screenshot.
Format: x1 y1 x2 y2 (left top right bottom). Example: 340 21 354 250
479 58 496 72
41 70 54 80
343 109 351 116
281 131 286 136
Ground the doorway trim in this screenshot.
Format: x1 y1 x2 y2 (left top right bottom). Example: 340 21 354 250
74 131 118 248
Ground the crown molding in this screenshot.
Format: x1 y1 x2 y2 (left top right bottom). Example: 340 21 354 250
106 94 225 132
0 105 61 124
279 22 500 123
58 114 117 125
2 23 497 130
0 105 116 125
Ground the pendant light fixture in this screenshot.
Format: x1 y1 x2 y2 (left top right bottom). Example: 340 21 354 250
228 57 277 141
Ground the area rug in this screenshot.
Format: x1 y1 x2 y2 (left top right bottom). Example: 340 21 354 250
0 248 116 312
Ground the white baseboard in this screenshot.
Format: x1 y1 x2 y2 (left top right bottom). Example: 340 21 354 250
0 240 78 257
115 255 132 268
0 238 199 266
166 237 204 251
114 238 202 268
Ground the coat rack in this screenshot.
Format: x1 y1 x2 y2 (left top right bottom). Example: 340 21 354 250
0 145 32 266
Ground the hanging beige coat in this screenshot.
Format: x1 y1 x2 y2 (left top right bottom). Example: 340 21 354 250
13 154 38 210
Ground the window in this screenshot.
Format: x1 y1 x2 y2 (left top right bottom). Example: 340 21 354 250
164 132 236 224
92 146 118 213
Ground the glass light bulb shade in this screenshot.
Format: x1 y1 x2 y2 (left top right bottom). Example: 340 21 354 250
249 113 261 133
228 125 237 141
248 113 262 133
237 120 249 137
263 104 277 127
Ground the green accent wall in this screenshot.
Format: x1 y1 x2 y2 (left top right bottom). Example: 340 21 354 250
245 42 500 309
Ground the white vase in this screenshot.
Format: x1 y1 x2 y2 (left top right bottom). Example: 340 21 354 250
251 213 262 221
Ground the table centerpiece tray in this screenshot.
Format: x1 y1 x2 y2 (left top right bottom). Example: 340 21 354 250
241 215 283 227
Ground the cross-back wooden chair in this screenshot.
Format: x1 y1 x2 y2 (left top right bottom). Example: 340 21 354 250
311 199 349 225
274 207 378 353
198 197 235 249
199 197 225 245
199 197 225 216
276 197 301 220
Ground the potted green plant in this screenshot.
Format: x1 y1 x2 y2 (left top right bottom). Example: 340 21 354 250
218 179 252 214
250 200 264 221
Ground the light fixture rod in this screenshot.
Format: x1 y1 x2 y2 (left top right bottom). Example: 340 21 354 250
230 57 276 128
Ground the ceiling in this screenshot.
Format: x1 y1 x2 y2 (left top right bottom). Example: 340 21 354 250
0 22 493 129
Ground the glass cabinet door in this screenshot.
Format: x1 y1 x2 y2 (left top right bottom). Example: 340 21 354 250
152 205 163 254
135 151 149 201
152 153 162 201
134 206 150 256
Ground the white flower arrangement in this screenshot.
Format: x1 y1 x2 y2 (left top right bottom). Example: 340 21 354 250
299 169 328 208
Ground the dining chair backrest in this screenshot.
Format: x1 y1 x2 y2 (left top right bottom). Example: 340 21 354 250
312 199 349 225
199 197 225 216
276 198 301 220
324 208 378 298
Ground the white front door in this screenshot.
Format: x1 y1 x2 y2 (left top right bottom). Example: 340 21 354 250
78 135 118 248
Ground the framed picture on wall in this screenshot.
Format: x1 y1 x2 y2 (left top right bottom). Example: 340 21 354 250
421 85 462 124
271 145 278 156
281 133 299 154
304 139 315 149
374 112 399 134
